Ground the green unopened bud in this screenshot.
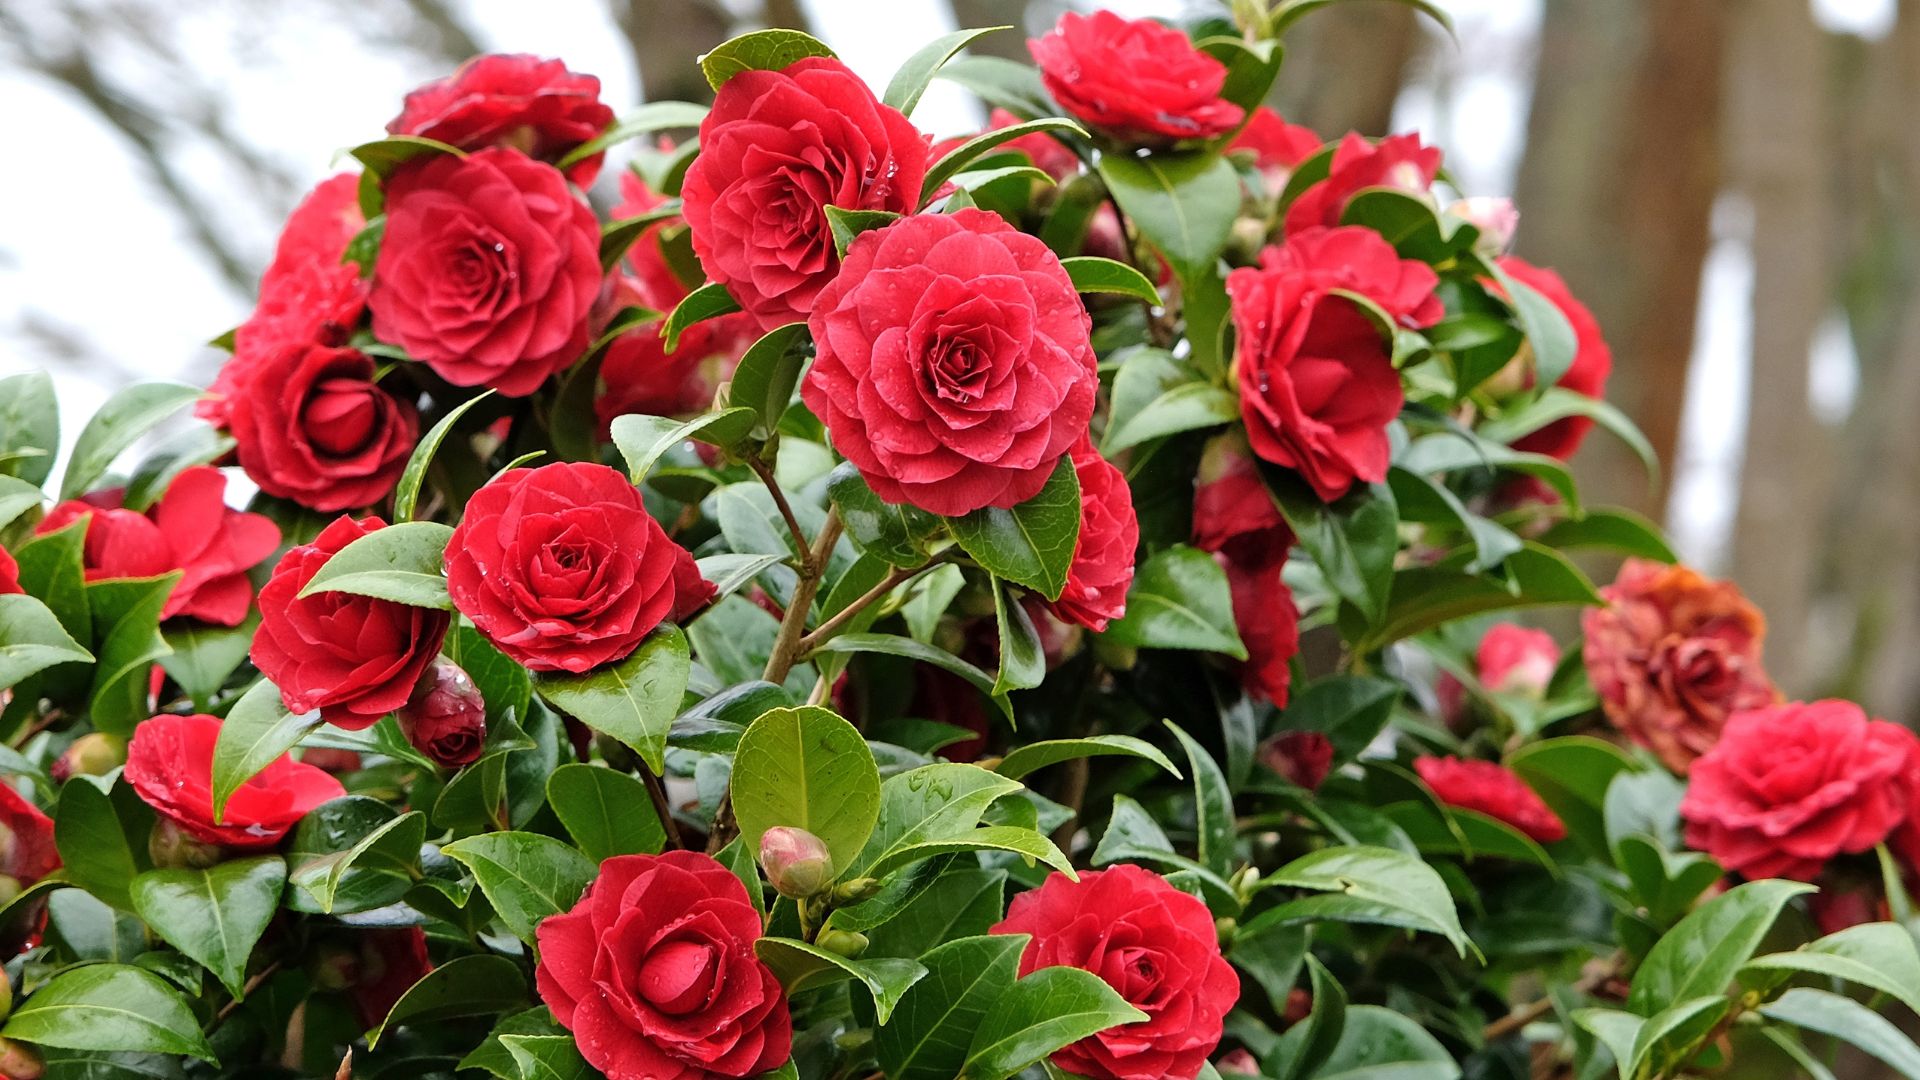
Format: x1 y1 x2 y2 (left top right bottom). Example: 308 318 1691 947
816 928 868 958
831 876 882 905
148 819 222 869
51 733 125 783
0 877 21 910
759 827 834 899
0 1037 41 1080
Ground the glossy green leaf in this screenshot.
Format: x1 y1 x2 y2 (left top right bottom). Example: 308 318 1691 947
1356 543 1599 652
290 810 423 914
600 204 682 272
441 832 598 946
875 933 1024 1080
1627 878 1816 1015
1271 473 1398 626
55 777 152 912
557 100 707 170
847 763 1020 876
1060 256 1160 304
923 118 1089 206
298 520 455 609
663 282 743 352
994 736 1179 782
1480 387 1659 479
732 705 881 873
935 55 1056 119
1096 150 1239 278
825 205 900 258
367 953 527 1046
866 867 1007 959
1744 922 1920 1015
754 937 926 1023
1758 987 1920 1079
989 577 1044 696
3 965 213 1061
1269 955 1346 1080
808 633 1009 721
0 372 58 486
884 26 1009 115
960 965 1146 1080
546 764 667 862
393 390 495 521
700 28 837 91
349 135 463 181
866 825 1071 880
1388 465 1524 572
158 612 255 710
1106 544 1246 658
535 625 691 774
1537 507 1678 563
612 409 756 483
84 574 179 738
1101 349 1238 453
0 594 93 690
1263 845 1472 957
1165 721 1235 876
950 456 1079 600
828 462 941 568
727 322 811 440
1314 1004 1460 1080
129 856 284 997
211 678 322 822
59 382 201 500
502 1034 596 1080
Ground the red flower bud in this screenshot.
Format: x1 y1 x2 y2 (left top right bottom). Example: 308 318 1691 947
759 826 834 898
0 1037 40 1080
399 658 487 768
1260 731 1334 791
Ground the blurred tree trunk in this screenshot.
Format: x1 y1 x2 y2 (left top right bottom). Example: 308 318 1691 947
1267 4 1419 137
1724 0 1834 689
949 0 1036 63
1513 0 1724 521
619 0 813 103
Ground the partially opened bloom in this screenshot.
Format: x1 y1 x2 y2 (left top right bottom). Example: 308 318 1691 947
1047 439 1138 632
389 54 614 185
1284 132 1442 233
126 713 344 849
1415 756 1566 844
1030 11 1243 145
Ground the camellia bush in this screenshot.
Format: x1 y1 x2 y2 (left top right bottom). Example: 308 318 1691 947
5 5 1920 1080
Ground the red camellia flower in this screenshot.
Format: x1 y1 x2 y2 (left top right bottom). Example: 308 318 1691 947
1284 132 1442 234
388 54 614 185
1477 624 1559 696
1192 433 1290 568
0 548 19 596
1047 439 1138 632
596 316 755 437
126 712 345 849
1582 559 1776 773
992 865 1238 1080
1030 11 1244 145
1261 731 1333 791
1414 756 1566 843
1225 557 1299 706
251 516 450 730
1229 226 1440 501
1230 107 1321 192
445 462 713 673
0 785 59 888
802 210 1096 516
202 173 369 430
38 467 279 626
229 342 419 512
1496 256 1615 460
682 57 927 330
370 147 600 397
1681 701 1917 880
536 850 791 1080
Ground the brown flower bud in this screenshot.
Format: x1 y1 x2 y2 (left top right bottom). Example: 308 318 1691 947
399 658 487 768
759 827 834 899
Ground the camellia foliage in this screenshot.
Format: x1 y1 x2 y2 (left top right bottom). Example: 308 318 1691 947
1 5 1918 1080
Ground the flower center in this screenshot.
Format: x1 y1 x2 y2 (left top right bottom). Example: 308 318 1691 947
638 939 718 1015
304 378 381 457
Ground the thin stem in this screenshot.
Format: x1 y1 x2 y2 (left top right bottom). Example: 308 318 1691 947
211 958 286 1027
795 556 945 657
641 766 685 850
748 456 810 563
761 510 842 687
1482 952 1621 1042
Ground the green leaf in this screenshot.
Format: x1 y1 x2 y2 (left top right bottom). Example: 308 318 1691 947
1263 845 1472 957
612 408 757 483
546 763 667 862
1627 878 1816 1015
663 282 743 352
1270 0 1454 36
700 28 837 91
129 856 284 998
825 206 900 259
1388 465 1525 572
697 554 786 601
990 577 1044 696
1537 507 1678 563
283 797 411 914
210 679 322 822
0 594 93 690
1313 1004 1458 1080
501 1034 596 1080
55 777 151 912
1485 258 1578 389
732 705 881 873
847 763 1021 876
1165 721 1235 876
84 574 180 738
923 119 1089 206
367 953 527 1046
960 965 1147 1080
0 372 58 486
1105 545 1246 658
1758 987 1920 1079
298 520 454 609
884 26 1009 116
1480 387 1659 480
1271 474 1398 626
1396 431 1580 511
59 382 201 501
1270 955 1346 1080
936 55 1056 119
727 322 811 441
460 1008 565 1077
349 135 464 181
875 933 1024 1080
45 889 144 964
158 612 255 709
950 456 1080 600
1744 922 1920 1015
808 633 1008 721
993 736 1180 782
393 390 495 521
441 832 599 946
867 826 1071 881
1506 736 1636 859
600 204 682 273
0 475 43 533
1356 542 1600 653
1059 256 1160 304
866 867 1007 958
535 625 689 775
1279 675 1401 761
753 937 926 1023
1101 349 1238 453
289 810 423 914
828 462 942 568
557 99 707 170
3 964 213 1061
1096 150 1239 278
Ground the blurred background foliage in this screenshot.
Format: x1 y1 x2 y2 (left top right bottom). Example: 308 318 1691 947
2 0 1917 717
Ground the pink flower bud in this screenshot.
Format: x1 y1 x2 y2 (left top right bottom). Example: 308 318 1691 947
759 826 834 898
1260 731 1334 791
399 658 487 768
0 1038 40 1080
1216 1049 1260 1077
1450 196 1519 256
1475 624 1559 698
